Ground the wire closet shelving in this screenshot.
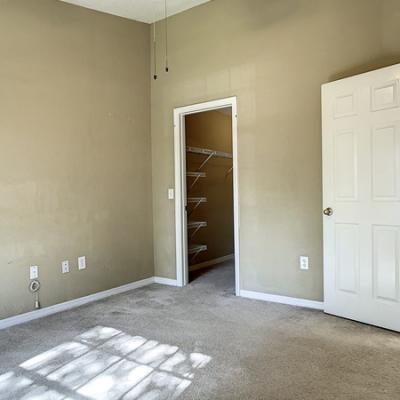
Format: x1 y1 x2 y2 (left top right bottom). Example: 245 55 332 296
186 145 233 263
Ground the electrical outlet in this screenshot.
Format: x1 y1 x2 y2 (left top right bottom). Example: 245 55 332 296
30 265 39 280
300 256 309 270
78 256 86 270
168 188 174 200
62 260 69 274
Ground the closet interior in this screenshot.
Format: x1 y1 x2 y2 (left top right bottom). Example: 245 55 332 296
185 107 235 284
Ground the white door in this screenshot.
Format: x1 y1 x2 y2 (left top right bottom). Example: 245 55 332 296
322 64 400 332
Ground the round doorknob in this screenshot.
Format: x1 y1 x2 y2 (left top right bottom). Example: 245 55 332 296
323 207 333 216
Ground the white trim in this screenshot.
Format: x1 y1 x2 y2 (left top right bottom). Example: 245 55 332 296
239 290 324 310
154 277 178 286
190 254 234 272
174 97 240 295
174 108 188 288
0 278 323 331
0 277 154 330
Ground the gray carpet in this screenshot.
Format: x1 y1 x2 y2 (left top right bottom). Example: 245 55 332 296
0 261 399 400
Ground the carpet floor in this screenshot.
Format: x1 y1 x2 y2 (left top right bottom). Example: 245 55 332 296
0 261 399 400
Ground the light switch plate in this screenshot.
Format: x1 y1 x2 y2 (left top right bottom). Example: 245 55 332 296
62 260 69 274
78 256 86 270
300 256 309 270
168 188 175 200
30 265 39 280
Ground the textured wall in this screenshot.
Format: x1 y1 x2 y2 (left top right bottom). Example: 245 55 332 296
186 110 234 265
2 0 400 320
150 0 400 301
0 0 153 319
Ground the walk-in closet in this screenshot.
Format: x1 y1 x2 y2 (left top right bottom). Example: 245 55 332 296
185 107 235 286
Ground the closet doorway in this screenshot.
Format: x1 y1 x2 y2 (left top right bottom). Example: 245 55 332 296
173 97 239 295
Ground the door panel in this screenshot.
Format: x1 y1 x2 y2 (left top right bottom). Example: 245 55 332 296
334 129 358 200
373 225 400 302
372 124 400 201
322 64 400 332
335 223 360 294
371 80 399 111
334 93 357 118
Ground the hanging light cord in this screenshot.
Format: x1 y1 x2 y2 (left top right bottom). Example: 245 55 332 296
165 0 169 72
153 1 169 80
153 22 157 80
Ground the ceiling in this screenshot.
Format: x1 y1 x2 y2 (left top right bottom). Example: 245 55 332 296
59 0 211 23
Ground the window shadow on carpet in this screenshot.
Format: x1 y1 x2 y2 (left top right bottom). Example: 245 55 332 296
0 326 211 400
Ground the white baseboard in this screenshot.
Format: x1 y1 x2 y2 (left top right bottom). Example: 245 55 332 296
0 277 323 331
0 277 154 330
239 290 324 310
190 254 234 272
154 277 178 286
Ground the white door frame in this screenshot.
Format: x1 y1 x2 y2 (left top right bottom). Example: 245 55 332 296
173 96 240 295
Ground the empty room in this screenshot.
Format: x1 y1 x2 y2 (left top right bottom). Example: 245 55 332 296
0 0 400 399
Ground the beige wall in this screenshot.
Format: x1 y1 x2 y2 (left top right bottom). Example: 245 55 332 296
185 110 234 265
151 0 400 301
0 0 153 319
2 0 400 320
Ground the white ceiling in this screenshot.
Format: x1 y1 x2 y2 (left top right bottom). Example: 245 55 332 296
59 0 211 23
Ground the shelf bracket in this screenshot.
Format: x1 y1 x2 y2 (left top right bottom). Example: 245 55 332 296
189 175 201 190
190 225 202 240
190 251 201 263
225 166 233 177
188 199 202 216
197 152 215 171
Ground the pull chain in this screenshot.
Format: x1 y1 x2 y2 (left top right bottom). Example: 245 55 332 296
153 22 157 80
165 0 169 72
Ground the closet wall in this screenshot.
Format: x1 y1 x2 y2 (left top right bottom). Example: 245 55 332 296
185 109 234 266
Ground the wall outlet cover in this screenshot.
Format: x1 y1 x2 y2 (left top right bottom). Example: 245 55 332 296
62 260 69 274
78 256 86 270
30 265 39 280
300 256 309 270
